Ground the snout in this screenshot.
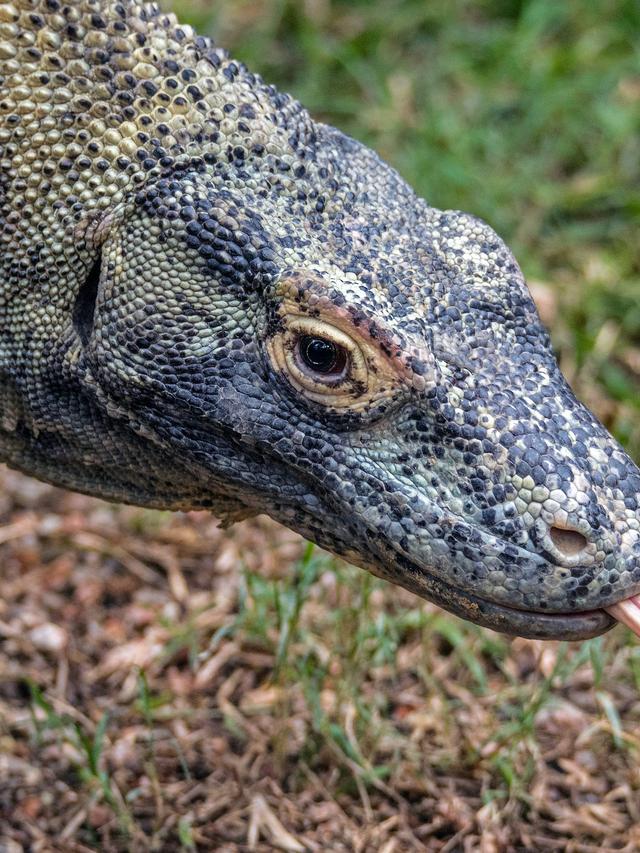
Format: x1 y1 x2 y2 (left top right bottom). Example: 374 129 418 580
376 504 636 640
319 357 640 640
350 441 640 639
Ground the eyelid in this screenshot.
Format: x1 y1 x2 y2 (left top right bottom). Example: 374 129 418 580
267 316 369 403
266 283 430 410
288 317 364 376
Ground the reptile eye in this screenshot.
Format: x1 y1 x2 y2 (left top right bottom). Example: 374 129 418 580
267 316 368 405
297 335 347 377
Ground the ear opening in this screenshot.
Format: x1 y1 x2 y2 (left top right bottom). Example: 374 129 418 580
73 252 101 346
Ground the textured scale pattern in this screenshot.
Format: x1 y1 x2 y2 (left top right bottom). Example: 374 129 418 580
1 0 640 640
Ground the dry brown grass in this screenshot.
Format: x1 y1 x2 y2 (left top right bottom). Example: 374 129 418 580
1 468 639 851
2 1 639 848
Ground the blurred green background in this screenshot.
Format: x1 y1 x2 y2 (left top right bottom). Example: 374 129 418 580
174 0 640 456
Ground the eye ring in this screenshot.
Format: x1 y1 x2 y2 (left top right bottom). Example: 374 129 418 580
267 316 368 402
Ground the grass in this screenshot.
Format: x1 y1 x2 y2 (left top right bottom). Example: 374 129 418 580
2 478 639 849
2 0 640 849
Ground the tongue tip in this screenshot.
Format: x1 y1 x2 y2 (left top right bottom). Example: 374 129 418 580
605 597 640 637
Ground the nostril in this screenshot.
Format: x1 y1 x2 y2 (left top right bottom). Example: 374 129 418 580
549 526 588 557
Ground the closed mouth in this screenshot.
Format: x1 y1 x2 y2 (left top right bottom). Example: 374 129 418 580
331 480 625 639
448 589 615 640
383 501 634 638
394 552 615 640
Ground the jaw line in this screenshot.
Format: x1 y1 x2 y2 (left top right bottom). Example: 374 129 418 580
178 445 618 640
389 551 614 640
282 464 624 639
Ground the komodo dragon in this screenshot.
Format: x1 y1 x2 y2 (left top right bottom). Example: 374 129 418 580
1 0 640 642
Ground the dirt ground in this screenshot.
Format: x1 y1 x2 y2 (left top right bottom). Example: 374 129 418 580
0 467 639 852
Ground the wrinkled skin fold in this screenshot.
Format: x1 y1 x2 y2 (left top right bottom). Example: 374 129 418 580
1 0 639 640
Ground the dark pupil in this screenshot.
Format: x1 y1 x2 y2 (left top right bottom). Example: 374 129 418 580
300 336 340 374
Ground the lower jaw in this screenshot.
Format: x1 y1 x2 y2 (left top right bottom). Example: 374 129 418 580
454 593 614 640
393 555 614 640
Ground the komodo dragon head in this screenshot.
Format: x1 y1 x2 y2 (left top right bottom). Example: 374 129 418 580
1 0 640 640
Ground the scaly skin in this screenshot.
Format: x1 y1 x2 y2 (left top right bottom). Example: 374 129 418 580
1 0 639 640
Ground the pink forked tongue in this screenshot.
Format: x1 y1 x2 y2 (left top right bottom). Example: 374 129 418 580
606 595 640 636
